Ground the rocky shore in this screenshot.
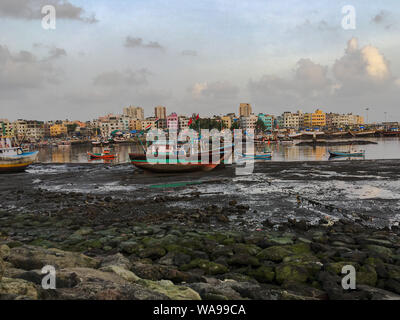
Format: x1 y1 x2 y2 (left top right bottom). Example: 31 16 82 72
1 160 400 300
1 201 400 300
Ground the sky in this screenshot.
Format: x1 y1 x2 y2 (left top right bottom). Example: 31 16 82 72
0 0 399 122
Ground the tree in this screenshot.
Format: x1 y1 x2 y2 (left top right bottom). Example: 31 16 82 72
256 119 266 133
230 121 240 130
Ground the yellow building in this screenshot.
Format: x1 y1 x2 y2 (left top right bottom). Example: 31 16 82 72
303 109 326 127
221 116 232 129
50 124 68 137
129 119 142 131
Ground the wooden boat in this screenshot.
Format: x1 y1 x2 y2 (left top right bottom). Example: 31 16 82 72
87 149 116 159
129 142 232 173
0 146 38 173
328 150 365 158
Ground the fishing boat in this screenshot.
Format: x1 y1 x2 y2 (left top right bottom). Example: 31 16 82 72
87 149 116 159
129 141 232 173
0 138 38 173
328 150 365 158
240 152 272 161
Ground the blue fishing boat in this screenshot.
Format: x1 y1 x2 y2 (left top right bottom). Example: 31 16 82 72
328 150 365 158
238 151 273 162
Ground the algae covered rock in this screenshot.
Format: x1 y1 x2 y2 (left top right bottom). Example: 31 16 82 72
0 277 39 299
248 266 275 283
140 279 201 300
181 259 228 275
7 245 99 270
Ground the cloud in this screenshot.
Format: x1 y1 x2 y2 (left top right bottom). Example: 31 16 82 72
372 11 387 24
47 47 67 60
249 58 333 104
0 0 98 23
181 50 198 56
332 37 391 95
248 38 399 115
190 81 239 99
0 44 62 94
93 68 151 87
124 36 164 50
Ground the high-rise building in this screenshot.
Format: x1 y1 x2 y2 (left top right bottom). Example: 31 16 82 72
155 106 166 119
239 103 252 117
123 106 144 120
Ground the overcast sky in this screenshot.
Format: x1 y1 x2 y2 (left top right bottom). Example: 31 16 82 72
0 0 399 122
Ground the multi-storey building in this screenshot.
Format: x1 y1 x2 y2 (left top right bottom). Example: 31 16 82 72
0 119 15 137
221 116 232 130
50 124 68 137
123 106 144 120
239 103 252 117
129 119 142 131
178 116 190 130
282 110 304 129
154 106 167 119
141 117 158 130
167 113 179 132
240 114 258 131
258 114 275 131
303 109 326 128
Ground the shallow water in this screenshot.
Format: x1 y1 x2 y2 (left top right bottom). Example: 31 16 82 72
36 137 400 164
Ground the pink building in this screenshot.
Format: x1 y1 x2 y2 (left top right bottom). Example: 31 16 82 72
167 113 178 132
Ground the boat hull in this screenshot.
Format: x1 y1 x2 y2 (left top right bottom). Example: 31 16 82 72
129 147 230 173
0 151 38 173
328 150 365 157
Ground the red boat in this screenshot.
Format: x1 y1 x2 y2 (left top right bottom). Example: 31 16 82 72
87 149 116 159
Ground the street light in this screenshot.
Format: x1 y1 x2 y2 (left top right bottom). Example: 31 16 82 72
365 107 369 126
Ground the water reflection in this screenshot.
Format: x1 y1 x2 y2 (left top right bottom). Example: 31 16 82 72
36 137 400 164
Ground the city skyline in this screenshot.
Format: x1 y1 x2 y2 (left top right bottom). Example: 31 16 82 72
0 1 399 122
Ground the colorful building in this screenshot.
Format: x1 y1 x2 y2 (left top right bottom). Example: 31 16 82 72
258 113 275 131
167 113 179 132
303 109 326 128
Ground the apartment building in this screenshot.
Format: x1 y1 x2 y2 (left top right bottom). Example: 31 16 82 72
178 116 190 130
258 113 275 131
282 110 304 129
303 109 326 128
123 106 144 120
240 114 258 131
154 106 167 119
50 124 68 137
239 103 252 117
167 113 179 132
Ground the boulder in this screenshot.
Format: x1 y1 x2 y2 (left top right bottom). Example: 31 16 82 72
131 262 191 282
100 265 140 282
248 266 275 283
7 245 99 270
141 279 201 300
55 267 168 300
180 259 228 275
0 277 38 299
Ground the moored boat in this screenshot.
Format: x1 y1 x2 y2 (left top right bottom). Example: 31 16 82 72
328 150 365 158
129 142 232 173
0 138 38 173
87 149 116 159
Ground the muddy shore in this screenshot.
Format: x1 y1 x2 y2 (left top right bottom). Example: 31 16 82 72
1 160 400 300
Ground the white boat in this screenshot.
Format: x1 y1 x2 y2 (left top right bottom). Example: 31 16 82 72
0 138 38 173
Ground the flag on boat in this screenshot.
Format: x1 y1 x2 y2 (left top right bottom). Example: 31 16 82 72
188 118 193 126
144 123 152 130
196 114 200 120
